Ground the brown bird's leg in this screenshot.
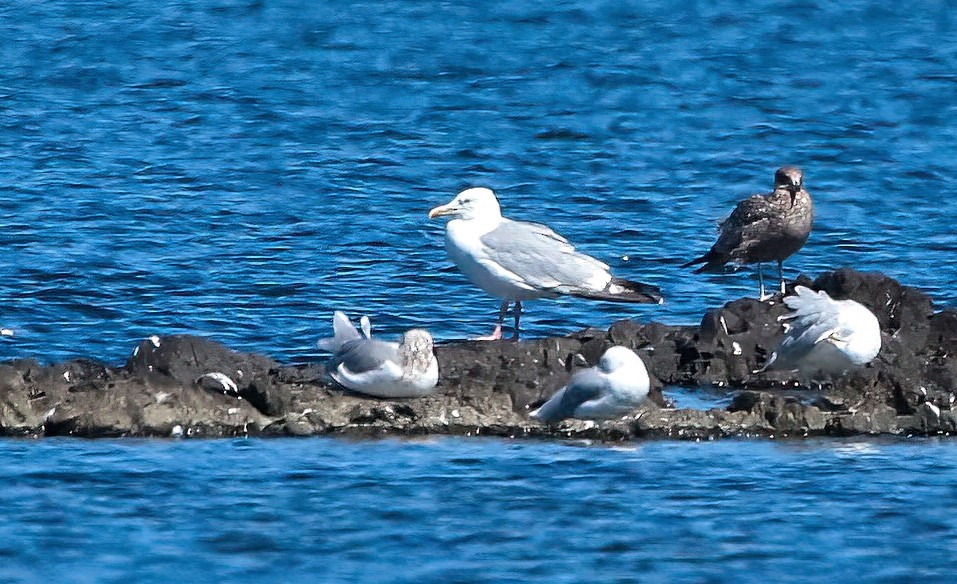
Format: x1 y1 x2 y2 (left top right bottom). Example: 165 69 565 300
474 300 509 341
778 260 786 295
757 263 769 301
511 301 523 341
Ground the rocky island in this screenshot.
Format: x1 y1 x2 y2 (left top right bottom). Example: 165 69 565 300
1 269 954 441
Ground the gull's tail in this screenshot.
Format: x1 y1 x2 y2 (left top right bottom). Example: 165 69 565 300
572 277 664 304
529 387 569 423
681 250 727 274
317 311 362 352
782 285 837 318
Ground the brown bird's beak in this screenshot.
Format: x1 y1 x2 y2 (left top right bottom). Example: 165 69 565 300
788 186 799 206
428 203 456 219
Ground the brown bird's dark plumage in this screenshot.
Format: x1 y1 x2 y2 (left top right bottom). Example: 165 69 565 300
683 166 814 299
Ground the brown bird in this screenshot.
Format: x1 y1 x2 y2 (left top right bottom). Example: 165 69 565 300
683 166 814 299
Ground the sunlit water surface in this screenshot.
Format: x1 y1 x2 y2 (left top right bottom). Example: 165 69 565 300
1 437 956 583
1 0 955 364
2 1 956 579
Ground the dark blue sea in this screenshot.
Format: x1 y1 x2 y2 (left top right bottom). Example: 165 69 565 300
2 0 957 580
1 437 956 583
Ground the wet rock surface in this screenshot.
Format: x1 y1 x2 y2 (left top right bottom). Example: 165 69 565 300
1 269 955 441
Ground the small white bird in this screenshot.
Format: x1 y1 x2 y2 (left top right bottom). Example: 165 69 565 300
762 286 881 378
318 312 439 398
428 187 662 340
530 346 650 423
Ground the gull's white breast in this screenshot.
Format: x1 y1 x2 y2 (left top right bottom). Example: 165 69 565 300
333 356 438 398
573 366 649 419
445 218 549 301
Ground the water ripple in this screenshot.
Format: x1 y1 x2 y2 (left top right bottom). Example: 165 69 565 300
0 0 954 370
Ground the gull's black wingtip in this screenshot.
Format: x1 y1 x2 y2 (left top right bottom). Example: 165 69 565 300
570 278 664 304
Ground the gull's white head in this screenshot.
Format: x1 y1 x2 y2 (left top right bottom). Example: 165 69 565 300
428 187 502 222
597 346 645 374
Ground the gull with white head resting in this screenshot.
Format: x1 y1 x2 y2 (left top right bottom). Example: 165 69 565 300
531 346 650 423
429 187 663 340
762 286 881 379
318 311 439 398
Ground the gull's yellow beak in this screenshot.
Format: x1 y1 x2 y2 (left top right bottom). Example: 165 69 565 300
428 203 455 219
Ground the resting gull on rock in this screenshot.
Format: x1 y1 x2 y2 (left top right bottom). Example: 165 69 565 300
531 346 650 423
761 286 881 379
428 187 663 340
683 166 813 300
318 311 439 398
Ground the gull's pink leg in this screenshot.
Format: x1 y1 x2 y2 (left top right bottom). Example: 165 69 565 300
473 324 503 341
472 301 509 341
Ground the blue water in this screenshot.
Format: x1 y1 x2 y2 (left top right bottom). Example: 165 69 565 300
2 0 956 364
0 437 954 583
3 0 957 578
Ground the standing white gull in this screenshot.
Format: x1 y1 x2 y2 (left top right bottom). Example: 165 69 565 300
428 187 663 340
317 311 439 398
531 346 650 423
762 286 881 378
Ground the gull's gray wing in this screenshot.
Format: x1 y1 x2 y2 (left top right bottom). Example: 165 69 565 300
330 338 400 375
766 287 842 369
775 314 840 364
318 311 362 352
479 218 610 293
533 368 607 422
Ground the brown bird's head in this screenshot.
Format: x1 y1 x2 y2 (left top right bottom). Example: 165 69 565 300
773 166 805 205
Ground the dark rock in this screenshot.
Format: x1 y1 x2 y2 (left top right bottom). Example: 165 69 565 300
197 372 240 395
698 308 724 345
939 411 957 434
576 337 608 367
829 402 900 436
241 377 292 417
916 402 942 432
774 401 826 435
893 383 927 414
0 365 26 393
126 335 277 394
0 269 952 441
928 310 957 357
633 406 773 439
924 360 957 393
811 394 849 412
608 319 644 346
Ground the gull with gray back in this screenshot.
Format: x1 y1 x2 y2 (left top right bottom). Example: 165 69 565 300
318 311 439 398
429 187 663 340
531 346 650 423
762 286 881 379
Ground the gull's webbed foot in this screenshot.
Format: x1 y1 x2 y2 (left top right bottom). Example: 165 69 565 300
472 324 503 341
